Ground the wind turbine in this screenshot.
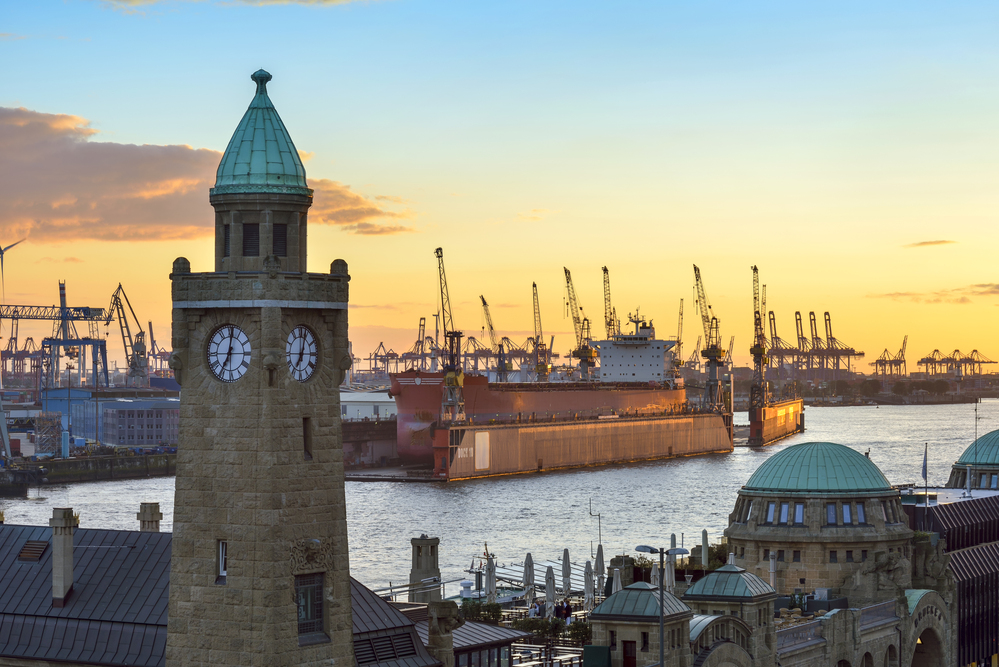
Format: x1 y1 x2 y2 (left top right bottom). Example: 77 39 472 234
0 239 25 303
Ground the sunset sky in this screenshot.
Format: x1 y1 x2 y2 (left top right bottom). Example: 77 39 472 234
3 1 999 372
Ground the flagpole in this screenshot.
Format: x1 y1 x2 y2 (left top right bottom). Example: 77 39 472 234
924 442 929 531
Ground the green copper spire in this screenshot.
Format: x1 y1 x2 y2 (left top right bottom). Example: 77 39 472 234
211 69 312 196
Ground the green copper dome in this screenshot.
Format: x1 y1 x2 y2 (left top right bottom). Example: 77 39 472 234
743 442 892 493
956 429 999 466
683 564 775 601
590 582 690 621
212 70 311 196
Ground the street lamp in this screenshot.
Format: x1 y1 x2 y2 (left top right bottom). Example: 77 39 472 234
636 545 689 667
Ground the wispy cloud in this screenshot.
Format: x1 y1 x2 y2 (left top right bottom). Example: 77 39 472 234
106 0 363 6
869 283 999 304
0 106 412 241
903 240 956 248
36 256 84 264
517 208 552 221
0 33 27 41
297 149 315 163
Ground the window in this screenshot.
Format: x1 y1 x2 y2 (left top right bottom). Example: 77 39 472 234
779 502 789 524
303 417 313 461
217 541 227 584
273 223 288 257
981 474 988 488
296 573 324 635
829 551 838 563
992 475 998 490
777 550 784 562
827 503 837 525
861 549 868 562
794 503 804 524
792 550 801 562
744 500 754 523
641 632 649 652
766 502 776 524
846 550 854 562
881 501 890 522
856 503 866 524
243 223 260 257
609 631 617 650
763 548 770 560
842 504 852 524
223 224 230 257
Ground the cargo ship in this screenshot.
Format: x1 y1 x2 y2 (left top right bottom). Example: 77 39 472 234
388 321 734 480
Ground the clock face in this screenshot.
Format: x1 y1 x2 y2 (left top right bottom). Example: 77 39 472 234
207 325 252 383
286 325 318 382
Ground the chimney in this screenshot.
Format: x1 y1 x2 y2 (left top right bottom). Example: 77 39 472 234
50 507 75 607
137 502 163 532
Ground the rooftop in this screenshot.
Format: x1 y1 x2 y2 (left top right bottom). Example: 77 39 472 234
956 429 999 467
212 69 311 197
682 564 775 601
590 581 690 621
743 442 893 494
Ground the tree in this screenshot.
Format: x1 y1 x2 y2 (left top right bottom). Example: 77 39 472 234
933 379 951 395
892 382 910 396
859 379 881 397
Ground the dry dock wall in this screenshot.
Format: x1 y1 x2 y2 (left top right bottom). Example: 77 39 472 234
445 414 732 479
749 399 804 446
0 455 176 495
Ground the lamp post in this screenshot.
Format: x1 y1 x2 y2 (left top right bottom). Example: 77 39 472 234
636 545 689 667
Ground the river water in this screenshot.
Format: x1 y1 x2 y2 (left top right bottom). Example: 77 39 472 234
2 400 996 593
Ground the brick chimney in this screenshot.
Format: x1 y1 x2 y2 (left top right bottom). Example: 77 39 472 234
50 507 75 607
137 502 163 532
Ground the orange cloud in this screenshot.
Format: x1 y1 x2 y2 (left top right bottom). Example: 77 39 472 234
0 107 412 242
903 240 956 248
869 283 999 304
517 208 551 221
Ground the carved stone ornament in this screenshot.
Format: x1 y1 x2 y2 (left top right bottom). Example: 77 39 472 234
290 537 336 575
168 351 186 386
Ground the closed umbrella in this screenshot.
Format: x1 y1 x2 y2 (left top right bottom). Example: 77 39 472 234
612 567 623 594
595 544 606 596
486 556 497 604
545 566 556 617
666 558 676 595
523 553 535 605
651 561 660 589
583 561 594 611
561 548 572 598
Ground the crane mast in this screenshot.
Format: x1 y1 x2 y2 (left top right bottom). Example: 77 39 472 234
564 267 596 380
693 265 724 409
672 299 683 375
435 248 464 421
601 266 616 339
107 284 148 386
532 283 550 382
749 266 770 410
480 295 507 382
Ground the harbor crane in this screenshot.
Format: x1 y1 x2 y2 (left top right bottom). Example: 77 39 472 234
106 284 148 385
564 267 597 380
671 299 683 376
686 335 702 372
435 248 465 421
480 295 508 382
693 265 724 409
871 336 907 379
749 266 770 410
601 266 619 338
532 282 550 382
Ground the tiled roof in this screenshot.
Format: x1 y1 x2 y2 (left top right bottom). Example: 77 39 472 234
948 542 999 583
590 582 690 621
414 620 529 650
957 429 999 466
350 579 441 667
682 564 775 601
212 69 311 196
743 442 892 493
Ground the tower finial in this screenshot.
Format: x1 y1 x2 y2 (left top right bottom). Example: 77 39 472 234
251 69 272 95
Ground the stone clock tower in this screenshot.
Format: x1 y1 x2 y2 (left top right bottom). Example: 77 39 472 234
166 70 354 667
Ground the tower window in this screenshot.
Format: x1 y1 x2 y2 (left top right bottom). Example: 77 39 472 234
842 504 852 524
273 223 288 257
779 502 789 524
829 551 838 563
303 417 313 461
794 503 804 524
792 550 800 562
243 223 260 256
223 224 230 257
217 541 227 584
641 632 649 652
295 572 324 635
856 503 866 524
766 502 776 524
826 503 837 525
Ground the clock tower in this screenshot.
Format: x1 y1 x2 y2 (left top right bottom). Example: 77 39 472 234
166 70 354 667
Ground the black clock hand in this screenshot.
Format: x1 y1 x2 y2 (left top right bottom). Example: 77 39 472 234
223 335 234 370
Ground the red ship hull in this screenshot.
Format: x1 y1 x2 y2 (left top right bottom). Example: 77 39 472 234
389 370 694 466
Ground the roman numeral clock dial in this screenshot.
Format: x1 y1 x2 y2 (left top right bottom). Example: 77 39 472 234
207 325 251 383
287 325 318 382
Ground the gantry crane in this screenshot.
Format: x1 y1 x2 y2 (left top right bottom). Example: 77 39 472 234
693 265 724 409
435 248 464 421
480 295 507 382
532 282 550 382
564 267 597 380
749 266 770 410
686 335 702 372
106 284 148 385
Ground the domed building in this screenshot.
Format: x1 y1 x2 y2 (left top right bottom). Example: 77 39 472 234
945 428 999 490
726 442 913 598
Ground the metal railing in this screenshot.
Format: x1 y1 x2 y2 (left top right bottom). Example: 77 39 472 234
860 600 897 627
776 620 822 649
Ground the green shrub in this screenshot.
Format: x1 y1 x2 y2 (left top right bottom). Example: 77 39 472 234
567 621 592 645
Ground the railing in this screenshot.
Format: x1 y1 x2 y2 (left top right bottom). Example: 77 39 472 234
860 600 897 627
776 620 822 650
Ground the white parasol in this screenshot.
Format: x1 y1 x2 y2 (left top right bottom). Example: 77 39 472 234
583 560 595 611
523 553 535 605
595 544 606 596
612 567 623 594
651 561 660 589
486 556 497 604
561 548 571 598
545 566 557 617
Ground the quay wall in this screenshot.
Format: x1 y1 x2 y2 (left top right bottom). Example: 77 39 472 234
444 413 732 480
749 398 805 446
0 454 176 496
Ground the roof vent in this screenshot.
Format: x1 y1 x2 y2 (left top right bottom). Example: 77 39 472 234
18 540 48 562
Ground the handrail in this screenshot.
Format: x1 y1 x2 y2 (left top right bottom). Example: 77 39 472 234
860 600 897 627
776 620 822 649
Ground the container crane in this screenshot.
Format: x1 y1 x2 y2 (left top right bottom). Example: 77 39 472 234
564 267 596 380
532 282 550 382
693 265 724 409
480 295 507 382
106 284 148 385
686 335 702 372
749 266 770 410
435 248 464 421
